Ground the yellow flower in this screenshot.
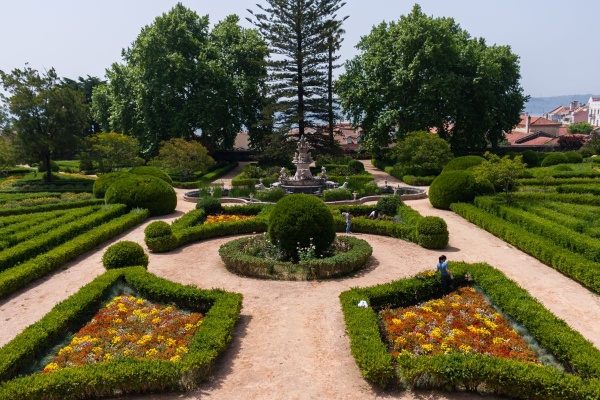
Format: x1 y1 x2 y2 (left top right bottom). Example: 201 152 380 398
152 317 161 324
451 329 464 336
176 346 189 354
124 349 134 357
145 348 159 357
492 337 505 344
136 334 152 346
170 355 182 363
92 347 103 354
430 327 443 338
394 337 407 346
484 319 498 330
136 299 145 305
403 311 417 319
112 336 121 344
128 296 136 301
459 344 472 353
58 346 74 356
421 306 433 313
184 323 195 331
391 318 402 325
157 335 165 342
150 308 159 315
166 338 177 347
112 318 123 324
422 344 434 353
104 353 113 361
414 332 425 340
451 302 460 308
43 362 61 373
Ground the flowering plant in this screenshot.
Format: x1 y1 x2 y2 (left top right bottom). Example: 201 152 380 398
42 293 203 373
380 287 539 363
204 215 253 224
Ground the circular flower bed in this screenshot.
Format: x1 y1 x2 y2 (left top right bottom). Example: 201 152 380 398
219 234 372 280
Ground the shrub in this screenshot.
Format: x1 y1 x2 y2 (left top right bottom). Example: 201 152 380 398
268 194 335 260
416 216 449 249
402 175 435 186
564 151 583 164
388 131 453 176
442 155 485 172
93 172 130 199
541 152 568 167
376 196 403 216
521 150 541 168
130 166 173 185
37 160 60 172
144 221 178 252
429 171 479 210
102 241 148 270
254 187 286 202
347 159 365 174
195 196 223 215
322 188 352 201
105 174 177 216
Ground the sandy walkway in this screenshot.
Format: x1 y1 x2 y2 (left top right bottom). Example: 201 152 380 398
0 162 598 400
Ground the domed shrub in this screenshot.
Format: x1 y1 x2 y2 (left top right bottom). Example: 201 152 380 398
541 152 568 167
105 174 176 216
268 194 335 261
376 195 403 216
93 172 130 198
102 241 148 270
347 159 365 174
196 196 223 215
564 151 583 164
416 216 449 249
521 150 541 168
442 155 485 172
429 171 480 210
144 221 178 252
322 188 352 201
254 187 286 202
130 166 173 185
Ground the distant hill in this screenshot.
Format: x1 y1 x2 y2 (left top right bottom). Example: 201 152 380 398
524 94 599 116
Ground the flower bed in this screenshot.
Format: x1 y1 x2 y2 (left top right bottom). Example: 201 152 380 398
204 215 253 225
43 293 203 373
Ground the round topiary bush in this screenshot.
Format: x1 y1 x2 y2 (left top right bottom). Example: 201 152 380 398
102 241 149 270
105 174 176 216
268 194 335 261
196 196 223 215
130 166 173 185
93 172 130 198
416 216 449 249
442 155 486 172
564 151 583 164
144 221 178 252
376 195 403 216
521 150 541 168
429 171 479 210
347 159 365 174
541 152 568 167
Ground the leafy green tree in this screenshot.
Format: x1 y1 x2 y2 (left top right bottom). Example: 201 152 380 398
149 138 215 180
92 4 269 157
336 5 527 154
0 66 88 182
472 152 526 204
82 132 143 172
0 131 18 174
248 0 347 148
389 131 453 176
568 121 594 134
60 75 105 136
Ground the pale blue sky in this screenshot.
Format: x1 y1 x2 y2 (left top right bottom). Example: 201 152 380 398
1 0 599 98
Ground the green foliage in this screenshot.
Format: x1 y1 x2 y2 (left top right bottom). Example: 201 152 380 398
388 131 453 176
401 175 435 186
558 134 585 151
541 152 569 167
442 155 486 172
375 195 403 216
521 150 541 168
336 5 527 153
416 216 448 249
0 267 242 398
82 132 143 173
253 187 286 202
0 132 18 172
347 159 365 174
148 138 214 181
93 172 129 199
564 151 583 164
129 166 173 185
37 160 59 173
105 174 176 216
568 121 594 134
473 152 527 203
429 171 479 210
102 241 148 270
321 187 352 201
143 221 178 253
268 194 336 261
195 196 223 215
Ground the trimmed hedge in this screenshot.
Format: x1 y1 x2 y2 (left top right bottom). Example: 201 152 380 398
196 196 223 215
105 174 176 216
442 155 486 172
220 235 372 280
0 267 242 399
102 241 148 270
92 172 129 199
541 153 569 167
0 208 149 299
402 175 435 186
130 166 173 185
0 198 104 217
429 171 480 210
340 262 600 397
172 162 238 189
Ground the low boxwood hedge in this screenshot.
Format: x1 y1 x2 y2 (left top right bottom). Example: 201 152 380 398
220 235 372 280
0 198 104 217
0 267 242 399
340 262 600 398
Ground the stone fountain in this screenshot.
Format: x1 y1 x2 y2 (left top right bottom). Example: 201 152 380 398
272 135 337 195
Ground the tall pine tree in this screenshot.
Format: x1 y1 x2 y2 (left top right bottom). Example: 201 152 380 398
248 0 346 152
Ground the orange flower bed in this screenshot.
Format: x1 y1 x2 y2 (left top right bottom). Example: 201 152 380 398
380 287 539 363
42 294 203 373
204 215 253 224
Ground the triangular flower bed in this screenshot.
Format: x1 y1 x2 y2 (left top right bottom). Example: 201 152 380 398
339 262 600 398
0 267 242 399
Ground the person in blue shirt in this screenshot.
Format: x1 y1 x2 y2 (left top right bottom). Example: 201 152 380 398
341 211 352 234
436 255 454 292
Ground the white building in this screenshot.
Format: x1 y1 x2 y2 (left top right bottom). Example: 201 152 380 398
589 97 600 127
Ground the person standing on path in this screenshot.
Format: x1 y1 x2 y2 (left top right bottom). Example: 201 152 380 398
342 211 352 234
436 255 453 292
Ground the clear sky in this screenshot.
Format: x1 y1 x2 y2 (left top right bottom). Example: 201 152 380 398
1 0 599 98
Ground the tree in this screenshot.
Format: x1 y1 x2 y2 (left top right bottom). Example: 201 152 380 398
558 134 585 151
82 132 143 172
0 131 18 174
472 152 526 204
92 4 269 157
568 121 594 134
149 138 215 181
0 66 88 182
247 0 347 147
388 131 453 177
336 5 527 154
60 75 105 136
